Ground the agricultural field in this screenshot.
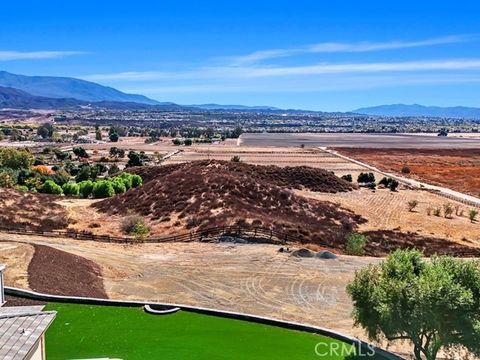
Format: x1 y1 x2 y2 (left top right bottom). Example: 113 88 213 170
240 132 480 149
333 148 480 197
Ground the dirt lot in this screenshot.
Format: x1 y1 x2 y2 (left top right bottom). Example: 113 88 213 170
0 233 380 339
335 148 480 196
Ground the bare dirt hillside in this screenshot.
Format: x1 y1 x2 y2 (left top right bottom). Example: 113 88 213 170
94 160 361 246
0 189 69 231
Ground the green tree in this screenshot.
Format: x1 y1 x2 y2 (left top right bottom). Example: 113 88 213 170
111 178 127 194
73 146 89 159
37 123 55 139
184 138 193 146
109 132 119 142
78 180 94 198
62 181 80 196
92 180 115 198
39 179 63 195
0 148 34 170
95 129 103 141
347 249 480 360
131 174 142 188
345 232 368 255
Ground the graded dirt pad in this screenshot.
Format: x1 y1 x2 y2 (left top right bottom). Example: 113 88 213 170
94 160 361 246
28 244 107 298
0 233 380 341
0 189 69 231
334 147 480 196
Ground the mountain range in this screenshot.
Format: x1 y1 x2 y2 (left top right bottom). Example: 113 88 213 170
0 71 159 105
353 104 480 119
1 70 480 118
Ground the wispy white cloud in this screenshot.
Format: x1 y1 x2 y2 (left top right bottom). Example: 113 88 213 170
229 35 475 65
83 59 480 82
0 50 85 61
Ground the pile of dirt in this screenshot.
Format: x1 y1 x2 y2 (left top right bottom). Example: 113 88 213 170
28 244 108 298
128 160 354 193
0 189 69 231
94 160 363 245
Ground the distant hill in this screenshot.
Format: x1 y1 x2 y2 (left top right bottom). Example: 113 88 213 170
0 71 159 105
191 103 280 111
0 86 189 110
354 104 480 119
0 86 87 109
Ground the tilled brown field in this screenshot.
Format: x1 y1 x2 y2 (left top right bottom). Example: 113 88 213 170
334 147 480 196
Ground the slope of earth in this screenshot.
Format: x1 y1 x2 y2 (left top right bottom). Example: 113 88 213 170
128 160 355 192
94 160 360 247
28 244 107 298
0 189 69 231
333 148 480 196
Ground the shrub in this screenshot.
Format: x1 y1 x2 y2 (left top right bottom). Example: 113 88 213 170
119 173 133 189
341 174 353 182
468 209 478 223
0 172 15 188
184 138 193 146
357 172 375 184
73 146 89 159
92 180 115 198
172 138 182 145
231 155 241 162
111 179 127 194
16 185 29 192
0 148 34 170
407 200 419 212
108 163 120 175
39 179 63 195
121 215 150 240
131 174 142 188
62 182 80 196
78 180 94 198
379 177 399 191
401 166 411 174
433 207 441 217
345 232 368 256
443 203 454 218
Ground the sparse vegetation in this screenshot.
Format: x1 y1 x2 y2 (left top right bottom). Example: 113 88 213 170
345 232 368 256
407 200 419 212
469 209 478 223
443 203 454 218
341 174 352 182
231 155 241 162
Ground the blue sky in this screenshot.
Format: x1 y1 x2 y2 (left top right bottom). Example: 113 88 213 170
1 1 480 111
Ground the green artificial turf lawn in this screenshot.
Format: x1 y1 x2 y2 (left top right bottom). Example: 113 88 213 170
44 303 370 360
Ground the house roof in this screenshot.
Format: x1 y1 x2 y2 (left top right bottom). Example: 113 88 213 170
0 306 56 360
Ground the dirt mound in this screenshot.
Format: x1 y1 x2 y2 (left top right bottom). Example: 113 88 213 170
128 160 354 193
94 160 363 246
0 189 69 231
28 244 107 298
292 248 316 257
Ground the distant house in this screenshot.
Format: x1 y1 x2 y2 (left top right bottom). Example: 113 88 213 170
0 265 56 360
